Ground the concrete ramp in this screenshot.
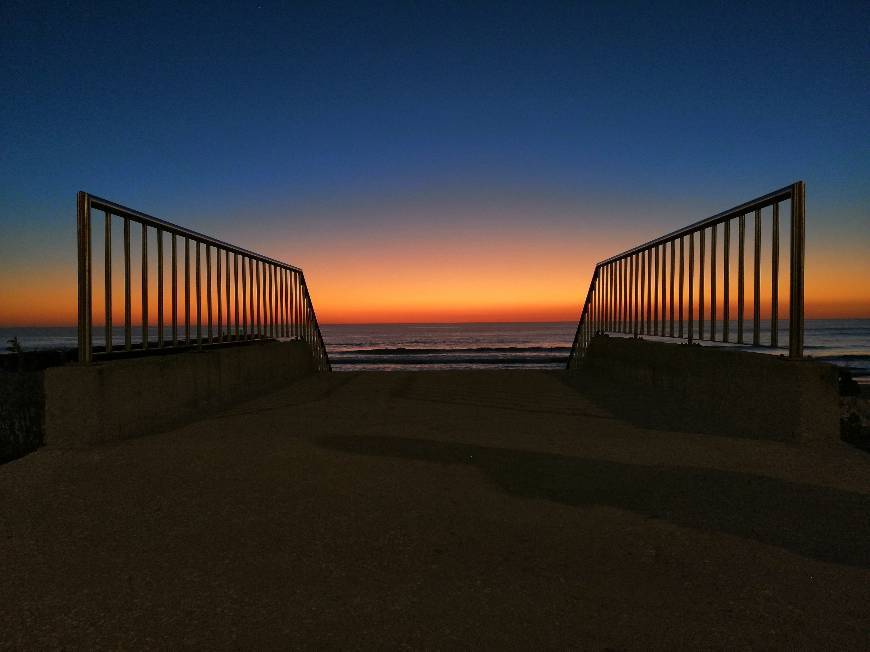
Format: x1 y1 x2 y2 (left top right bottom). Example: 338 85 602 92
1 370 868 648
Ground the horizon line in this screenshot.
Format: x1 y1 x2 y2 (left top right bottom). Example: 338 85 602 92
2 316 869 329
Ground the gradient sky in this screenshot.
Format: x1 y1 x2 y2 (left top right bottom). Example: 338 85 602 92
1 0 868 325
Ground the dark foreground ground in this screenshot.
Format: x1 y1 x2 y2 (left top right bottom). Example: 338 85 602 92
1 370 868 649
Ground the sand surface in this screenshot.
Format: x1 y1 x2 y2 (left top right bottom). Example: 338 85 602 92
1 370 868 649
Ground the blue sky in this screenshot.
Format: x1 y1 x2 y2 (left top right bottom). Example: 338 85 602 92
1 1 868 323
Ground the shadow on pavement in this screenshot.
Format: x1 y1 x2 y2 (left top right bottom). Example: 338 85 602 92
316 434 870 569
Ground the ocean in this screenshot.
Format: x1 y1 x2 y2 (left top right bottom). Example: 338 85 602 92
1 320 868 381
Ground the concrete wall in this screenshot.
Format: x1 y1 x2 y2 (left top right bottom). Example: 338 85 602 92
578 335 840 443
43 340 313 448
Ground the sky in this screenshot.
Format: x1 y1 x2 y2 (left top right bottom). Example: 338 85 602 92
1 0 868 325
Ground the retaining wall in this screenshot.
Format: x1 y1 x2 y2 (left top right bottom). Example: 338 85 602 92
579 335 840 442
19 340 314 449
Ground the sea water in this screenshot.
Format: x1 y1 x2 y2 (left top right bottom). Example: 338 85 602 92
2 320 869 381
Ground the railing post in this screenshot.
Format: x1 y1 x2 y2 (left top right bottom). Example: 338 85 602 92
789 181 805 358
104 209 113 354
77 192 92 363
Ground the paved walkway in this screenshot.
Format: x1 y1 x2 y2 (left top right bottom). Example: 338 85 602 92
1 371 869 649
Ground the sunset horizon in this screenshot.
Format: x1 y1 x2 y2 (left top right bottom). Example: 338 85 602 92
2 2 869 647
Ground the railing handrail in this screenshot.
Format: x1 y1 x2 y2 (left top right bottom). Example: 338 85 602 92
87 195 302 273
568 182 805 368
597 184 795 267
77 191 331 371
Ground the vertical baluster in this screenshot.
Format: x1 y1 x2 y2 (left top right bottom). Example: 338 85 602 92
678 236 685 338
184 237 190 344
628 256 633 334
279 268 285 337
627 256 632 335
615 261 620 334
738 214 745 344
234 253 240 339
588 288 593 343
309 292 314 346
172 234 177 346
661 242 667 336
625 256 632 334
259 260 265 337
157 228 163 348
646 247 652 334
124 217 132 351
616 260 621 332
622 258 627 333
611 263 616 333
272 265 278 337
669 240 675 337
196 242 202 346
753 209 761 346
239 255 248 340
278 266 283 337
595 267 601 336
626 256 632 335
653 245 659 335
298 271 303 339
217 247 222 342
225 250 231 340
633 254 639 335
307 297 313 346
254 259 259 338
607 263 616 332
266 264 272 337
142 223 148 349
301 274 307 341
300 276 306 342
624 257 630 335
587 270 593 339
638 250 649 335
789 181 805 359
76 192 93 362
104 211 112 354
273 265 278 337
598 268 603 335
637 253 643 335
616 259 620 333
699 229 705 341
287 270 296 339
264 263 269 337
288 270 295 338
710 224 717 341
723 220 730 342
589 271 595 339
613 260 619 332
241 256 248 337
638 251 645 335
688 232 694 344
276 267 282 338
771 203 779 348
249 258 255 338
260 263 269 337
206 245 212 343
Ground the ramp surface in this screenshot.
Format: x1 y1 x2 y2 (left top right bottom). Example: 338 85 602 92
1 371 868 648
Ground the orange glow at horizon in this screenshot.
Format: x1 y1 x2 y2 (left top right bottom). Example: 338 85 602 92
1 218 869 327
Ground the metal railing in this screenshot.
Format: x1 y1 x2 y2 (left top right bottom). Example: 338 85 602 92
76 192 330 371
567 182 805 368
